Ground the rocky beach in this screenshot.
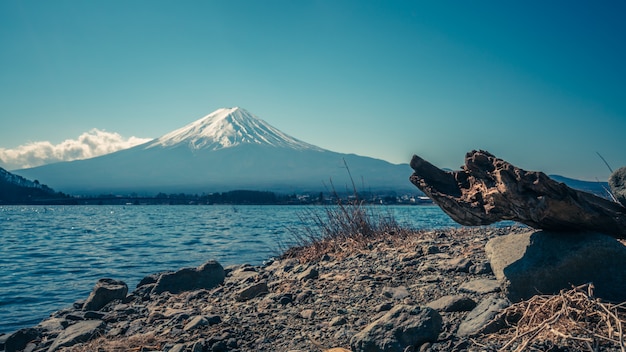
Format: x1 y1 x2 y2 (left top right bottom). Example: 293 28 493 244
2 225 522 352
5 223 626 352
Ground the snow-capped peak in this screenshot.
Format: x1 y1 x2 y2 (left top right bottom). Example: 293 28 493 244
147 107 324 151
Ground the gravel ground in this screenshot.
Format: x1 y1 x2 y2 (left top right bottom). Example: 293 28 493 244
1 225 546 352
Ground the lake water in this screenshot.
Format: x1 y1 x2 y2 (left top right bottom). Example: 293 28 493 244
0 204 462 334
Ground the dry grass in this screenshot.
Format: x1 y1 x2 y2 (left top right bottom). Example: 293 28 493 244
279 161 419 262
490 283 626 352
280 200 416 262
280 201 527 263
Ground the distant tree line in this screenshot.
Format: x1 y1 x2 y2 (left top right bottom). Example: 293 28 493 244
74 189 425 206
0 180 76 205
2 185 424 206
155 190 282 204
77 190 318 205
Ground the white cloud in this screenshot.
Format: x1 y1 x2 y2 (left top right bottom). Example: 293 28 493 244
0 129 152 170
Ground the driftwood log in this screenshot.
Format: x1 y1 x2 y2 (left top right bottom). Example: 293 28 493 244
409 150 626 238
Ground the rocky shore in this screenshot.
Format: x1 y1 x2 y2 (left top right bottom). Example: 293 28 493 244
0 226 524 352
1 225 623 352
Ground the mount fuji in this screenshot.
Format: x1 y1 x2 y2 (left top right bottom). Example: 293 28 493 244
13 108 414 195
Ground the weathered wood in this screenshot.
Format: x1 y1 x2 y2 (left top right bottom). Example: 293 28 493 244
409 150 626 238
609 166 626 207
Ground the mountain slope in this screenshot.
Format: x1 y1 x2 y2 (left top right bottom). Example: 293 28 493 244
147 107 323 151
13 108 415 195
549 174 611 198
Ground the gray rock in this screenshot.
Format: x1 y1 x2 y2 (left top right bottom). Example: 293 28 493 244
84 311 106 319
295 290 312 302
48 320 106 352
330 316 347 326
136 273 161 288
37 318 68 332
297 267 319 281
83 278 128 311
191 339 204 352
356 274 374 281
152 260 225 294
65 313 85 321
184 316 210 331
0 334 8 350
457 296 509 337
382 286 410 300
459 279 501 294
4 328 41 352
228 265 260 283
211 340 228 351
469 262 492 275
180 314 220 332
277 294 293 305
427 295 476 312
206 315 222 325
420 274 443 283
300 309 316 319
375 302 393 313
235 281 269 301
609 166 626 207
486 230 626 301
350 305 441 352
444 257 473 272
422 244 440 254
168 343 186 352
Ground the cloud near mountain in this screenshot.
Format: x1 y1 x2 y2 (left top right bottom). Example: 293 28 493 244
13 108 416 195
0 129 152 170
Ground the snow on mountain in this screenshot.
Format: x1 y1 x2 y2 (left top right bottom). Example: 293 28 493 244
147 107 324 151
8 107 613 196
12 107 416 194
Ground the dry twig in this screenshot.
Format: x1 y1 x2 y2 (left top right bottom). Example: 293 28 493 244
491 283 626 351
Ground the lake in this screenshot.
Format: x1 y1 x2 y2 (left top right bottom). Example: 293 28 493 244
0 204 461 334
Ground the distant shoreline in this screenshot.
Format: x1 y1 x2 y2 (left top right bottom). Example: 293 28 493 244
1 189 433 206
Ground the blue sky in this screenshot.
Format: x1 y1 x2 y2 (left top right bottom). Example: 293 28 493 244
1 1 625 181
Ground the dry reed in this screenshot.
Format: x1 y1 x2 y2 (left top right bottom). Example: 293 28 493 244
491 283 626 352
280 199 414 262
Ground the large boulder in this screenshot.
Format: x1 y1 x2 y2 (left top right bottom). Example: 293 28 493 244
486 230 626 302
152 260 225 294
83 278 128 311
609 166 626 207
350 305 441 352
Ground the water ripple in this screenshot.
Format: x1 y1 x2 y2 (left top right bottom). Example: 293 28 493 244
0 204 464 333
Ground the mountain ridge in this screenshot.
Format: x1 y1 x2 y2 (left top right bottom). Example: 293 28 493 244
13 108 415 195
13 108 607 197
548 174 610 198
0 167 73 203
146 107 323 152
